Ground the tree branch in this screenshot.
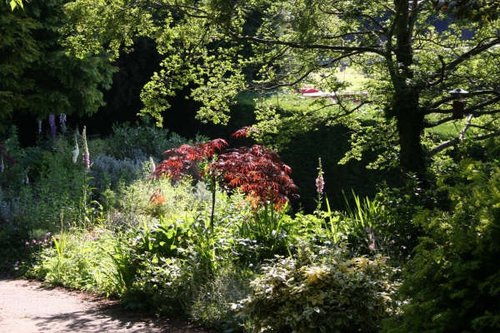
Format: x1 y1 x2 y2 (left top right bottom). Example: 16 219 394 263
430 129 500 156
425 90 500 114
425 115 456 128
425 95 500 128
231 32 385 56
430 114 473 155
428 37 500 86
474 109 500 116
335 99 370 118
470 124 497 132
254 51 363 90
427 55 446 88
321 30 385 40
466 95 500 114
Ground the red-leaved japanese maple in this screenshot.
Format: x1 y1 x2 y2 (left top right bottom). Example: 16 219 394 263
231 126 253 139
154 138 297 229
154 138 228 181
209 145 298 209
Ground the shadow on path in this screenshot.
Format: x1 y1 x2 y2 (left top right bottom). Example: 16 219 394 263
0 279 211 333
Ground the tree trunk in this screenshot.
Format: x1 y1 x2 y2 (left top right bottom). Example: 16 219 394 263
395 92 426 177
392 0 426 178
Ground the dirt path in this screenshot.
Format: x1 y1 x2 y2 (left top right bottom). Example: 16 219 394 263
0 279 210 333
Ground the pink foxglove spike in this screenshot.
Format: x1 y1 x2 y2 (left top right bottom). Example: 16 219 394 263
82 126 90 169
315 158 325 195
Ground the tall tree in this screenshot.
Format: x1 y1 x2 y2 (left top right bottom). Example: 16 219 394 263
62 0 499 177
0 0 114 133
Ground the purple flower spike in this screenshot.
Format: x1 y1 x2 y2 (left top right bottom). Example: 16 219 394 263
49 114 56 138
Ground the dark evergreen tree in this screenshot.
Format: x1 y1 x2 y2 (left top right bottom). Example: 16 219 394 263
0 0 114 134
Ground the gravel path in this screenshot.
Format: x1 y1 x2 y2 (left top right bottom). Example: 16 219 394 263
0 279 210 333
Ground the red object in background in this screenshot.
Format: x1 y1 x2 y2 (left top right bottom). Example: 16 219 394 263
299 88 320 94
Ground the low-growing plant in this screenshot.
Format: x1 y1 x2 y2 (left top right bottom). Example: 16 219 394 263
30 229 125 295
236 245 397 333
90 155 146 194
4 136 90 232
233 204 298 265
342 191 383 253
190 266 252 332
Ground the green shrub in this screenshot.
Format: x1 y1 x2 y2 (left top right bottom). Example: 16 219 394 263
30 229 126 296
237 246 397 333
232 204 299 265
385 160 500 332
342 183 426 262
117 182 251 315
1 135 90 232
103 124 200 160
16 126 409 332
90 155 147 194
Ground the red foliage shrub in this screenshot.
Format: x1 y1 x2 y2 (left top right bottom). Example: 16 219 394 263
154 139 298 209
209 145 298 209
231 126 253 139
154 139 228 181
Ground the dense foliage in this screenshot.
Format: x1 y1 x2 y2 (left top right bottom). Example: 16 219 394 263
154 138 228 181
1 0 499 332
154 136 298 209
1 124 499 332
0 0 114 133
58 0 499 177
238 249 396 333
386 160 500 332
0 129 400 330
211 144 298 209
